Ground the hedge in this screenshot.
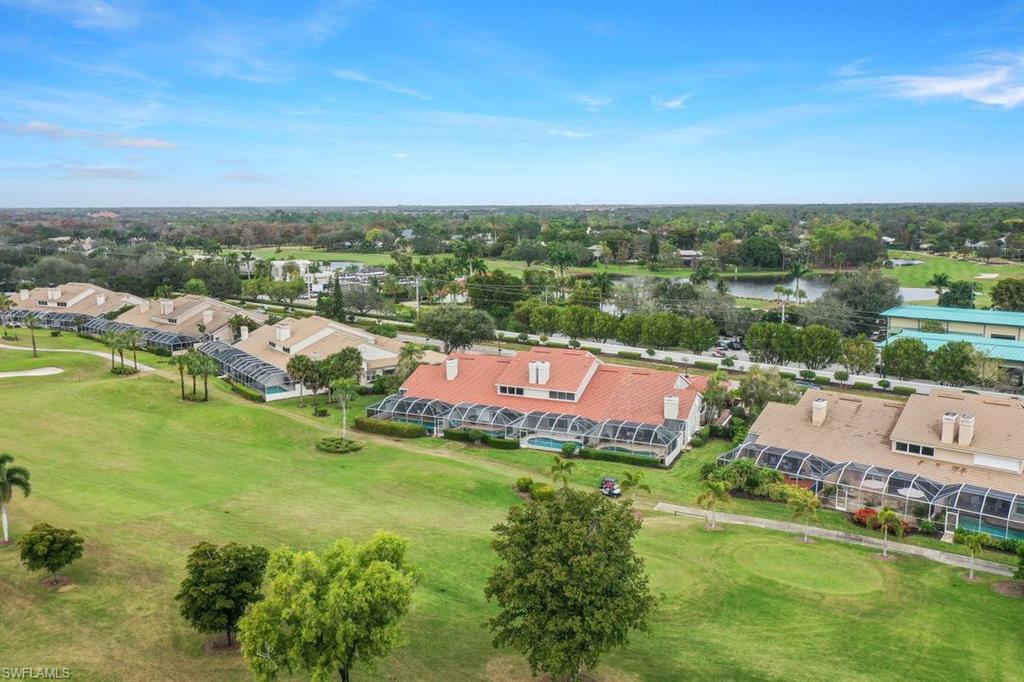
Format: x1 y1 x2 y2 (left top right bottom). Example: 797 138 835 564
799 370 817 380
813 376 831 385
582 346 602 354
487 437 521 450
780 372 796 379
853 381 874 390
617 351 642 360
354 416 426 438
443 429 520 449
693 360 718 370
229 381 264 402
877 379 891 389
544 341 569 348
316 438 363 453
833 370 850 382
893 386 916 396
577 447 664 468
954 527 1022 555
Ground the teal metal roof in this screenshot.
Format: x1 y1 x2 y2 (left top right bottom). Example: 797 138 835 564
879 330 1024 363
881 306 1024 328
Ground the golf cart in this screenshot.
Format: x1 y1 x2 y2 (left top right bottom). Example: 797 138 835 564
599 477 622 498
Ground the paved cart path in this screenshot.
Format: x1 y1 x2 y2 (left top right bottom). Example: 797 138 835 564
654 502 1014 576
0 343 158 372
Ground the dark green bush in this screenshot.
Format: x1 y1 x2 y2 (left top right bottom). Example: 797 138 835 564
799 370 816 380
893 386 916 396
544 341 569 349
708 423 734 439
693 360 718 370
313 407 329 417
617 351 642 360
229 381 264 402
877 379 891 389
443 429 472 442
853 381 873 390
315 438 363 453
582 346 602 354
354 416 426 438
780 372 796 379
813 376 831 385
516 477 534 493
833 370 849 382
954 528 1021 554
486 437 520 450
110 366 138 376
577 447 663 468
530 483 556 501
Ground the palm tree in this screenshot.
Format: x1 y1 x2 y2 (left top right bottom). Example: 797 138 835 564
24 313 40 358
331 377 359 440
241 250 255 278
875 507 904 559
697 479 731 530
547 244 576 280
788 489 821 543
0 453 31 544
549 457 576 488
286 355 313 407
926 273 953 296
101 330 120 370
123 329 146 371
197 354 218 401
397 343 425 379
0 293 13 339
253 259 272 280
788 262 812 300
963 533 984 581
620 470 651 502
173 354 188 400
185 350 202 397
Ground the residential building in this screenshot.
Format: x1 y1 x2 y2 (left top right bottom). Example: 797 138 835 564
114 294 266 343
198 315 442 400
6 283 145 325
368 347 708 466
880 305 1024 383
721 389 1024 540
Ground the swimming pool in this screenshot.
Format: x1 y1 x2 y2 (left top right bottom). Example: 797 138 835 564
957 516 1024 541
526 437 572 450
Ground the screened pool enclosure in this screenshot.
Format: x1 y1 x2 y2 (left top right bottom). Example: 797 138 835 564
198 341 293 397
367 394 692 465
720 441 1024 540
3 309 196 352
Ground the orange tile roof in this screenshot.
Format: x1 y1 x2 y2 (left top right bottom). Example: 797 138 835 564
494 347 598 392
400 350 707 426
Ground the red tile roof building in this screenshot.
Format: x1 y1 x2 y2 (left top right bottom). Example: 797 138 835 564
370 347 707 465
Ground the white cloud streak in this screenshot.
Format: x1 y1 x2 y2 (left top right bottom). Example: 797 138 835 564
575 93 611 111
651 93 692 110
547 129 592 139
838 53 1024 108
334 69 430 99
8 120 179 148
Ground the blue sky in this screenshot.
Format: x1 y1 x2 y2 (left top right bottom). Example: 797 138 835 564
1 0 1022 207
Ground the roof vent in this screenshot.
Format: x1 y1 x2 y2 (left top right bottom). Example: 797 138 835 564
276 325 292 342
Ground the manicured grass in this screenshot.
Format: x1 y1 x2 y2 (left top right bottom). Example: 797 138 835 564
887 250 1024 294
1 349 1021 681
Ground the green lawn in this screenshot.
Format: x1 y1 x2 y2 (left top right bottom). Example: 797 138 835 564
887 250 1024 295
1 348 1021 681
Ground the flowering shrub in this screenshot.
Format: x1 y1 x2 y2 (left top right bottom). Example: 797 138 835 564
852 507 878 527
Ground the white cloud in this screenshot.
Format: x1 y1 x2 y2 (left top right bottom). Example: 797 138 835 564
392 152 412 160
13 0 140 30
652 93 692 110
575 94 611 111
8 119 179 148
547 129 592 139
838 53 1024 108
65 165 145 179
334 69 430 99
831 58 872 78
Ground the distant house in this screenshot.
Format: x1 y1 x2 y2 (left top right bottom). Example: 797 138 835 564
723 389 1024 541
368 347 708 466
676 249 703 267
881 236 896 245
198 315 443 400
6 283 145 328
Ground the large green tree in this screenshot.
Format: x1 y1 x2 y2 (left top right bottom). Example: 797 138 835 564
745 322 799 366
928 341 979 387
485 489 657 681
18 523 84 584
990 278 1024 311
238 533 414 682
818 268 902 333
681 315 719 354
938 281 977 309
417 305 495 353
881 337 930 380
317 276 347 321
737 366 801 417
841 335 878 375
797 324 843 370
176 542 270 646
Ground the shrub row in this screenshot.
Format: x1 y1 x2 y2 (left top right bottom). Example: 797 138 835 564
353 416 426 438
582 346 602 354
780 371 796 379
544 341 569 349
229 381 264 402
693 360 718 370
616 350 642 360
577 447 663 468
892 386 917 396
954 527 1021 555
443 429 521 449
813 376 831 385
315 438 363 453
853 381 874 390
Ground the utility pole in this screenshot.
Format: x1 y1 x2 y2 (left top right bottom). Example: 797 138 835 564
415 276 421 320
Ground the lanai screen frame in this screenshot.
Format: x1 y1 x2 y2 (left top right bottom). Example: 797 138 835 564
444 402 525 433
505 411 599 441
198 341 293 393
366 393 454 432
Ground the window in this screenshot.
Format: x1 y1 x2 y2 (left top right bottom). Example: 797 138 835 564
498 385 524 396
990 334 1017 340
921 446 934 456
895 442 933 456
895 442 908 452
57 302 67 307
908 443 921 454
548 390 575 401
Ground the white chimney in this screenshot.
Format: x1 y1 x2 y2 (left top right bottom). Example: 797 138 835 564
19 289 28 301
240 325 249 340
95 294 107 306
445 358 459 381
202 309 214 325
48 287 61 300
535 361 550 385
941 412 958 445
663 395 680 420
812 398 828 427
160 300 174 315
958 414 975 447
141 302 150 313
276 325 292 342
528 361 539 384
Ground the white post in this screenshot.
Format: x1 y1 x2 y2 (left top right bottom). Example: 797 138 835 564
1 502 8 543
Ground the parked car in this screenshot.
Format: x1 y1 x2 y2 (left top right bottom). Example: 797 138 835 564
712 348 727 357
599 477 621 497
728 339 744 350
795 379 817 389
715 339 730 349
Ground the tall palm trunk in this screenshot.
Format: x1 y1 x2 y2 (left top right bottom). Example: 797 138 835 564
192 374 197 396
110 348 116 370
29 326 37 357
133 348 139 370
341 403 347 440
1 501 9 543
118 349 125 369
882 527 889 558
969 553 976 580
203 374 209 401
178 368 185 400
